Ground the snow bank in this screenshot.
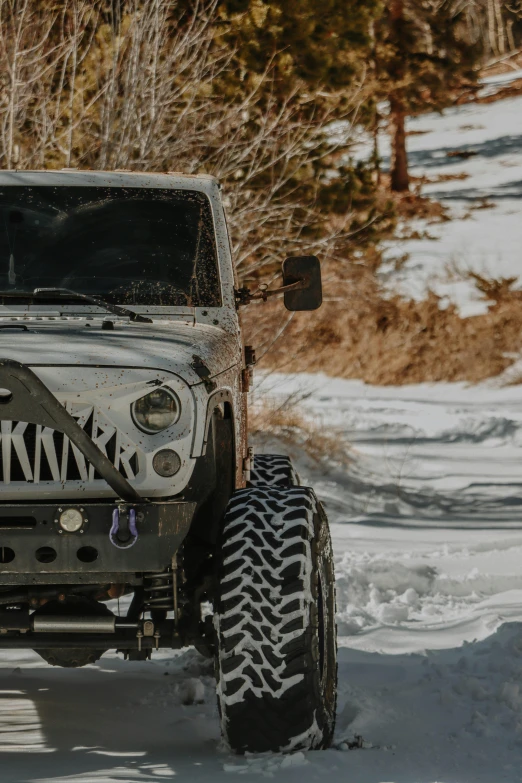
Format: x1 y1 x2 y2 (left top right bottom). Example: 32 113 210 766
378 93 522 316
254 371 522 654
0 370 522 781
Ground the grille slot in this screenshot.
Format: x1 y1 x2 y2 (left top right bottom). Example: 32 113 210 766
0 405 139 487
0 517 36 529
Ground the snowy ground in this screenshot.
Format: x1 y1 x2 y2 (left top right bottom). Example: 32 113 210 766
3 92 522 782
378 88 522 316
254 372 522 782
2 372 522 782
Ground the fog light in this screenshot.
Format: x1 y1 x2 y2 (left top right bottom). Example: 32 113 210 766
58 507 84 533
152 449 181 478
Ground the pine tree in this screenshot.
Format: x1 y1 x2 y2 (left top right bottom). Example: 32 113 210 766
374 0 481 192
213 0 384 124
217 0 380 91
209 0 385 219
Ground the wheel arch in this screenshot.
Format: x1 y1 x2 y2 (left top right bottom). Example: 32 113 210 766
184 391 237 548
201 388 244 489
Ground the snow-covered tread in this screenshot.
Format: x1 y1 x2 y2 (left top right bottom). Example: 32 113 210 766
215 486 337 754
248 453 300 488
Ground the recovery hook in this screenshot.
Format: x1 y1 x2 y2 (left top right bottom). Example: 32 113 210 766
110 506 138 549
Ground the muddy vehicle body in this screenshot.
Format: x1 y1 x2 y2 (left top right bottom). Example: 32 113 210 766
0 170 336 753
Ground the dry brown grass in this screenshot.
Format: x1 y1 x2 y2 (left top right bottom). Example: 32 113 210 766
243 269 522 385
249 398 351 465
428 172 470 184
467 272 522 301
469 198 496 210
456 50 522 107
458 78 522 106
481 51 522 79
377 174 450 223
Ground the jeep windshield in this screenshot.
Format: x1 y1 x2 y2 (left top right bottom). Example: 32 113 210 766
0 186 221 307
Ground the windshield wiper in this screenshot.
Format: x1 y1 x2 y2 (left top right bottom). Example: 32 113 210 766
33 288 152 324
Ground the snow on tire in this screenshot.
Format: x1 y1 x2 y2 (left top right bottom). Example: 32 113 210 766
215 486 337 754
248 453 300 488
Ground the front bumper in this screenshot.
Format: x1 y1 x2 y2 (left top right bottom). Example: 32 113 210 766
0 501 196 584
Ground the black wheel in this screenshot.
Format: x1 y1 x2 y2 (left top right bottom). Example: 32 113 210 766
215 486 337 754
248 453 300 488
35 597 111 668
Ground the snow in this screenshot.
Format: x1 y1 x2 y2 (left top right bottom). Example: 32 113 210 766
252 371 522 779
1 371 522 780
480 68 522 96
2 93 522 780
379 90 522 316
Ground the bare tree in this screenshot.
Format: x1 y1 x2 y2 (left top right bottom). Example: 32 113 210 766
456 0 522 60
0 0 68 168
0 0 363 284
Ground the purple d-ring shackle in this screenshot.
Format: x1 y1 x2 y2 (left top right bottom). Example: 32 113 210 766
110 507 138 549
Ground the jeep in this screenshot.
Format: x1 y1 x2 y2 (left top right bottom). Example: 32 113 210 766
0 170 336 754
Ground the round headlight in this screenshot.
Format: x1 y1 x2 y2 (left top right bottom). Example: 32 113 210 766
132 388 180 434
153 449 181 477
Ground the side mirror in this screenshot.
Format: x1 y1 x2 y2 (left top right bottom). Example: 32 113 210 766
282 256 322 311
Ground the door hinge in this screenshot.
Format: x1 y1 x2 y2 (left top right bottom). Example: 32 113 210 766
242 345 256 393
243 446 254 482
241 367 253 393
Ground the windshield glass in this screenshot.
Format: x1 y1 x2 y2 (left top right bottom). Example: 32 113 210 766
0 186 221 307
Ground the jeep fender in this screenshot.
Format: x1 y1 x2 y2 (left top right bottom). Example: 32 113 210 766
199 388 245 489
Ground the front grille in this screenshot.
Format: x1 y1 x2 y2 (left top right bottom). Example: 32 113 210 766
0 405 138 485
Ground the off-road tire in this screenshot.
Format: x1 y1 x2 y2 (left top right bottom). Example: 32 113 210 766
248 454 300 488
215 486 337 754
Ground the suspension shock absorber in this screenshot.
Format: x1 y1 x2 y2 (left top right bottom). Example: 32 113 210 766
142 569 174 614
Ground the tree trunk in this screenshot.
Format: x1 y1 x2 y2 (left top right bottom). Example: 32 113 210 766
494 0 505 55
390 95 409 192
388 0 409 192
487 0 497 56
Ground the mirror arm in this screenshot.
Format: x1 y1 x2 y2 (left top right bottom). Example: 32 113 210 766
235 278 306 307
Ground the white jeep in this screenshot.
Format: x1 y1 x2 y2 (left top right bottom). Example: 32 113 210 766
0 170 336 754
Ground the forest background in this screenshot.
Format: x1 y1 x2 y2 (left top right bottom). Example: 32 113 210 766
1 0 520 384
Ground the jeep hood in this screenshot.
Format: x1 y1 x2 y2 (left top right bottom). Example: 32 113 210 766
0 319 239 386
